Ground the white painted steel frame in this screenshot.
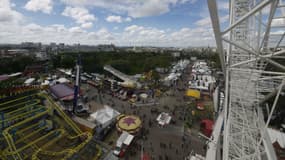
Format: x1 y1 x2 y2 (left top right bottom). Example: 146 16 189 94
207 0 285 160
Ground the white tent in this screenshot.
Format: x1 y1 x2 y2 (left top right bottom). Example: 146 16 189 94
156 112 172 126
267 128 285 148
24 78 35 86
89 105 120 129
57 77 70 83
139 93 148 99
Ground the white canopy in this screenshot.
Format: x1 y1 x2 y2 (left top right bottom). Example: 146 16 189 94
90 105 120 128
57 77 70 83
24 78 35 85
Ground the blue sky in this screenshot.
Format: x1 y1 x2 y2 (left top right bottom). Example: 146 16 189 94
0 0 230 47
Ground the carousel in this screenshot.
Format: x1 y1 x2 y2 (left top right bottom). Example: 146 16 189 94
116 114 142 134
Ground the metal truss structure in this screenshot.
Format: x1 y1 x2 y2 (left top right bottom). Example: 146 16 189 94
207 0 285 159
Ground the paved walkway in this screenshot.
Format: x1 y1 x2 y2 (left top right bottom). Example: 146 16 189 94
84 65 207 160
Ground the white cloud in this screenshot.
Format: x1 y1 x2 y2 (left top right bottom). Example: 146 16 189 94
121 24 214 46
0 21 215 47
0 1 116 44
272 18 285 27
128 0 176 18
62 6 97 24
60 0 191 18
0 22 116 44
125 25 144 34
106 15 132 23
25 23 43 32
195 17 211 26
0 1 217 47
218 1 229 10
180 0 197 4
24 0 53 14
0 0 23 23
106 15 122 23
195 15 228 27
81 22 93 29
125 17 132 22
97 28 114 40
69 26 85 33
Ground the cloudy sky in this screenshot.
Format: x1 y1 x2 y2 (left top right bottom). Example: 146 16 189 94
0 0 231 47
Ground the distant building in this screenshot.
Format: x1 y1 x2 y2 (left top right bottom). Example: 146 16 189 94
191 57 197 61
34 51 48 60
58 43 65 50
24 65 44 75
97 44 116 52
21 42 41 49
1 49 30 57
172 52 181 57
50 42 56 48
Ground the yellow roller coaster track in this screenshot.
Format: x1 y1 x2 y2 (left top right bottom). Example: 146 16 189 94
0 93 102 160
2 110 49 160
1 105 45 123
40 93 102 160
0 99 40 112
31 130 65 160
3 125 48 153
2 101 40 115
0 93 37 106
0 100 41 128
40 93 82 134
31 132 93 160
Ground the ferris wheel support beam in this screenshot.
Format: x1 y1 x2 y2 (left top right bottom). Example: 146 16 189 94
260 0 279 51
207 0 226 73
207 0 284 159
274 32 285 50
222 0 272 35
231 50 285 68
222 38 285 71
260 83 285 104
258 80 285 145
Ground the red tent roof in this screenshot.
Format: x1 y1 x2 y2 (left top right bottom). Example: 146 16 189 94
200 119 214 137
201 119 214 130
141 153 151 160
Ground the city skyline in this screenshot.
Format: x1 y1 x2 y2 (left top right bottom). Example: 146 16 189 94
0 0 230 47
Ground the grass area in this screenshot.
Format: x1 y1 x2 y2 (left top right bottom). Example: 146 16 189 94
184 98 214 129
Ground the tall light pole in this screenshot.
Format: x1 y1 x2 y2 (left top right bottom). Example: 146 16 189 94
73 43 81 113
